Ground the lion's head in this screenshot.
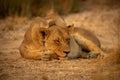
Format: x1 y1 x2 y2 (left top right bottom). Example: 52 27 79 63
19 16 71 60
45 25 70 57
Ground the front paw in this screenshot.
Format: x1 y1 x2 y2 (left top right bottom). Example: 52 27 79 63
67 53 81 60
41 50 52 61
67 56 77 60
87 52 100 59
41 52 50 61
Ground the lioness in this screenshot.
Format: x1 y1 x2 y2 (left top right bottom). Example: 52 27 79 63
19 17 70 60
19 13 102 60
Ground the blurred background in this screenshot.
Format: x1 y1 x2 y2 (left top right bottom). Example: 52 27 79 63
0 0 120 18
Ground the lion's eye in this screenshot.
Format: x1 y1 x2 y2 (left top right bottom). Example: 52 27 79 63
54 39 60 44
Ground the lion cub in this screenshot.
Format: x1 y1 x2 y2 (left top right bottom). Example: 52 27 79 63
67 25 102 59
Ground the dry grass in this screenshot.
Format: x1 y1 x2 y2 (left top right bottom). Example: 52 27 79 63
103 10 120 64
0 0 83 18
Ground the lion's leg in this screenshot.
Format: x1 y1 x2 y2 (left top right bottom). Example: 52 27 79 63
19 44 42 60
20 50 42 60
67 35 82 60
74 33 101 58
20 44 59 60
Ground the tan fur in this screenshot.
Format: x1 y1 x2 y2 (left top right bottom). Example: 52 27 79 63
45 26 70 57
19 17 48 60
19 13 102 60
70 25 102 57
45 11 66 27
67 25 102 59
74 32 101 54
19 16 70 60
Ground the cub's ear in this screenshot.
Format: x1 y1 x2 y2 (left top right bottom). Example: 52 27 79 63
66 24 74 34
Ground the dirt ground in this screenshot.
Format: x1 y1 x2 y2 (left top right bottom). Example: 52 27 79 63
0 8 120 80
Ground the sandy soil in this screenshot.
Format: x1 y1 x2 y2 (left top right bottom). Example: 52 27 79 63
0 8 120 80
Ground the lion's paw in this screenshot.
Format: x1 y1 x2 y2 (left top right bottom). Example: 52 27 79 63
41 50 51 61
87 52 100 59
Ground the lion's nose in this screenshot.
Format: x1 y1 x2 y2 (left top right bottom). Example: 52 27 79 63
63 51 70 54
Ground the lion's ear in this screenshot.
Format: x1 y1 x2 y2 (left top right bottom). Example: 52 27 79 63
66 24 74 34
47 19 56 27
39 28 51 39
46 10 66 27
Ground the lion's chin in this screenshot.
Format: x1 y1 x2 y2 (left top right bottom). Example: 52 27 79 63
53 50 67 58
